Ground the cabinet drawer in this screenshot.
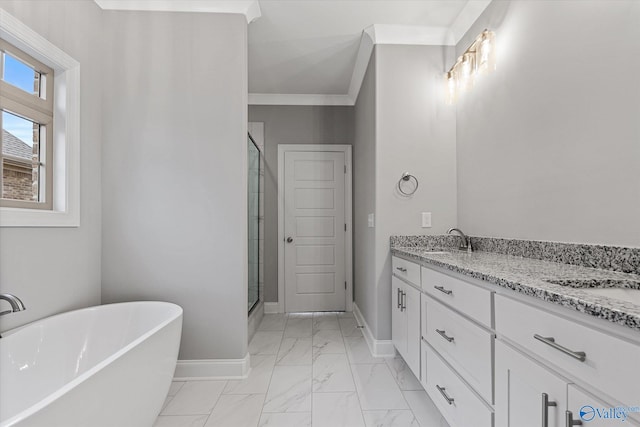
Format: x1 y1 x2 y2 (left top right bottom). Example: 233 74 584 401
424 295 493 404
424 343 493 427
392 256 420 287
422 266 492 327
495 294 640 407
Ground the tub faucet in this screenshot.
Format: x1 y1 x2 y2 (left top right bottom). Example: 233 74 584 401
448 228 473 253
0 294 26 317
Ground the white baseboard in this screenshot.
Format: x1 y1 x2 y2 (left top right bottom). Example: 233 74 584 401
263 302 280 314
353 303 395 358
174 353 251 381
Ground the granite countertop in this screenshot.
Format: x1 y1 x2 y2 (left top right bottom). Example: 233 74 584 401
391 246 640 332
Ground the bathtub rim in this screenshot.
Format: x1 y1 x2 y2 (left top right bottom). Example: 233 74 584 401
0 301 183 427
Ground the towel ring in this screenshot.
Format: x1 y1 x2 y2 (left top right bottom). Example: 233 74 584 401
398 172 419 196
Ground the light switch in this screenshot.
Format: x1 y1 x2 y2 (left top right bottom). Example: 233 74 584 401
368 213 375 228
421 212 432 228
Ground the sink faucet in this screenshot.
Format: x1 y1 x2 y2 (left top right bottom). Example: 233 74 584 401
448 228 473 253
0 294 26 317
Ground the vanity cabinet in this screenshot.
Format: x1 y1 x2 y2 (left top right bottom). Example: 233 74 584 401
420 264 495 427
495 294 640 426
391 258 421 377
392 250 640 427
424 294 493 403
424 343 494 427
495 340 568 427
495 340 640 427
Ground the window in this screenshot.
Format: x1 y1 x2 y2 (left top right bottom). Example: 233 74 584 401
0 8 80 227
1 39 54 209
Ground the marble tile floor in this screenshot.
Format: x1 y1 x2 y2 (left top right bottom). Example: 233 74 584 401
154 312 449 427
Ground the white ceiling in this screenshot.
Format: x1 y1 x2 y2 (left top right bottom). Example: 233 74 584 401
94 0 491 105
249 1 470 97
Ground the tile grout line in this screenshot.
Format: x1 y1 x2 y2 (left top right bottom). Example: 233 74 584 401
256 313 289 426
341 324 367 427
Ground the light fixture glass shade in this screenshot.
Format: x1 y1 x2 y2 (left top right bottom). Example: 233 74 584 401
443 29 495 105
445 71 457 105
476 30 496 73
457 53 475 92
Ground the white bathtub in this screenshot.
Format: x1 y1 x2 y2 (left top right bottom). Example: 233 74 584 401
0 301 182 427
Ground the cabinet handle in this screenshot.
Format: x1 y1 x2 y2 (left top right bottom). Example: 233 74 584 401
436 329 455 343
396 266 407 273
533 334 586 362
436 385 454 405
434 285 453 295
397 288 401 309
565 410 583 426
542 393 557 427
401 291 406 311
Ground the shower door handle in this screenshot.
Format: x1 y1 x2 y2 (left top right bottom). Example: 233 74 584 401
286 237 294 243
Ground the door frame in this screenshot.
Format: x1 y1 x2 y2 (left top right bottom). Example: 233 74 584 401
277 144 353 314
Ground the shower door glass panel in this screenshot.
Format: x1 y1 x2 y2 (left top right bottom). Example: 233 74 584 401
248 135 260 312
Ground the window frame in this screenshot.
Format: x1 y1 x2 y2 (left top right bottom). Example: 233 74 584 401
1 38 55 210
0 8 80 227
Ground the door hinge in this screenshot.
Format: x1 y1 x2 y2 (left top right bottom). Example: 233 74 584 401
345 281 347 289
344 223 347 231
344 165 347 173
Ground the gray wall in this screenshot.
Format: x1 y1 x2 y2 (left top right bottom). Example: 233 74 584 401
374 44 457 339
456 0 640 247
353 45 457 339
353 51 377 336
101 11 249 360
248 106 354 303
0 0 103 332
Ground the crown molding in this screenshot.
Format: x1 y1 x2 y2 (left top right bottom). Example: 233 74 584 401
93 0 262 23
249 93 354 106
449 0 492 44
364 24 454 46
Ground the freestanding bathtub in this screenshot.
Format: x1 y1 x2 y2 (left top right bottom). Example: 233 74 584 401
0 301 182 427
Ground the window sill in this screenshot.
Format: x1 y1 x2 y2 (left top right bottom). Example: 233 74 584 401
0 205 79 227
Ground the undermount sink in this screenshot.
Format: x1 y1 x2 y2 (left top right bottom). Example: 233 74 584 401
545 279 640 306
580 288 640 306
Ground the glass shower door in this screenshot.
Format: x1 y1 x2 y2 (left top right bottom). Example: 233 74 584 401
248 134 260 312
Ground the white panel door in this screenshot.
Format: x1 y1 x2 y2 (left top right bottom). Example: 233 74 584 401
284 150 346 312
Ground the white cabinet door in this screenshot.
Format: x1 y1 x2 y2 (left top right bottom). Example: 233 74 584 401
567 385 640 426
391 276 407 358
405 283 421 378
495 341 567 427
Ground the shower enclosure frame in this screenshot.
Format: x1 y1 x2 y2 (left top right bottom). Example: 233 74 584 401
248 133 261 314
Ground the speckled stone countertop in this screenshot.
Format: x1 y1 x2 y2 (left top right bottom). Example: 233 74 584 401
391 243 640 332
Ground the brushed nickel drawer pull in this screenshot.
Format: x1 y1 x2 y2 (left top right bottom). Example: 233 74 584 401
434 285 453 295
542 393 557 427
436 329 455 342
534 334 586 362
566 410 583 426
436 385 454 405
396 267 407 273
397 288 401 309
401 291 406 311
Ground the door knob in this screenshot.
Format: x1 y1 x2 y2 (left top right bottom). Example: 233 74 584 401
286 237 294 243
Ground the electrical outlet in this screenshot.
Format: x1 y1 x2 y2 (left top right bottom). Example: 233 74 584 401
368 213 375 228
421 212 432 228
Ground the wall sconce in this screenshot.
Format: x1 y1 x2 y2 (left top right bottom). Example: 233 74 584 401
445 29 496 105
